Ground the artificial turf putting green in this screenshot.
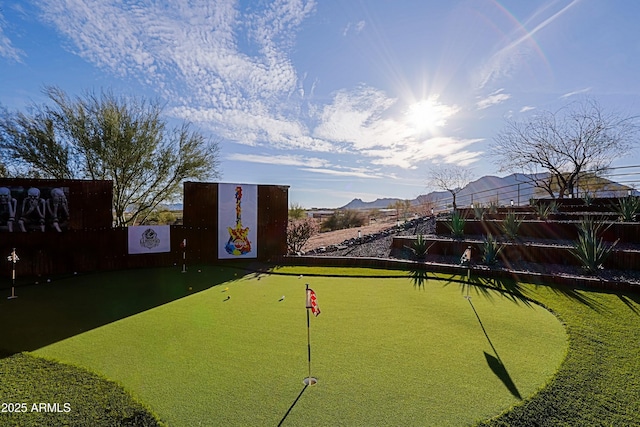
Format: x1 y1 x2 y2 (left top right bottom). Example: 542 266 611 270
30 266 567 426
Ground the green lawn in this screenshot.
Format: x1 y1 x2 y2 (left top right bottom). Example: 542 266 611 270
1 265 638 426
4 266 565 426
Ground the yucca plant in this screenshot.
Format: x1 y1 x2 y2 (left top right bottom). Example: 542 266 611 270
534 200 557 220
473 204 486 220
445 211 466 238
614 195 640 222
406 234 435 261
570 218 618 273
482 234 503 266
582 192 594 207
501 211 522 240
488 200 499 214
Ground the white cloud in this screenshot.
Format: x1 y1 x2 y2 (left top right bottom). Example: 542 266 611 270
561 87 591 98
0 11 24 62
343 20 366 36
300 167 382 179
476 88 511 110
36 1 482 171
226 153 330 168
520 105 536 113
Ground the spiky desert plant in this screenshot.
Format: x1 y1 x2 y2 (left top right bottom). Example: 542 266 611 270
614 195 640 222
570 218 618 273
473 204 486 220
501 211 522 240
445 211 466 238
582 192 594 207
535 200 557 220
405 234 435 261
482 234 503 266
488 200 499 214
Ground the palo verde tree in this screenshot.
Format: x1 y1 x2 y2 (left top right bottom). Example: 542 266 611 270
491 98 638 199
428 165 474 210
0 86 220 226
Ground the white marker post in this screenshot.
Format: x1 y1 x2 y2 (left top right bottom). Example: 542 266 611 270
6 248 19 299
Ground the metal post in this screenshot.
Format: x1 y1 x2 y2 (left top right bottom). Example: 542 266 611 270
7 248 18 299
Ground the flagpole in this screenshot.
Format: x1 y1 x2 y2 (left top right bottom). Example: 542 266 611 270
307 305 312 381
303 284 317 386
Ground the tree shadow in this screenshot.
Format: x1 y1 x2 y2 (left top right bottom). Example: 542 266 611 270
467 297 522 400
406 263 611 312
408 266 535 307
617 293 640 316
277 384 308 427
0 265 250 358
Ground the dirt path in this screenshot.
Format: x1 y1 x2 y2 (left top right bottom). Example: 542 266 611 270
302 220 396 252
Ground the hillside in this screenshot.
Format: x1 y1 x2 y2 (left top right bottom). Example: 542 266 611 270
340 173 636 210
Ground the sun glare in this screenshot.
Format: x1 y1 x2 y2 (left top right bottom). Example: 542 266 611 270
405 96 458 135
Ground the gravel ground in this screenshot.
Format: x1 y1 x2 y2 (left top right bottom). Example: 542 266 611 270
302 216 640 286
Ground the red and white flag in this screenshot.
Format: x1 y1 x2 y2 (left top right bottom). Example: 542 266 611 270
306 287 321 317
180 239 187 249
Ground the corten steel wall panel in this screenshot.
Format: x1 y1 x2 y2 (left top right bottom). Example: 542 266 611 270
0 181 288 281
182 181 218 263
183 182 289 263
0 178 113 231
258 185 288 261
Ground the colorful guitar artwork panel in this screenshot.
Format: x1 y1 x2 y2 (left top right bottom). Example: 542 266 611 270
225 186 252 256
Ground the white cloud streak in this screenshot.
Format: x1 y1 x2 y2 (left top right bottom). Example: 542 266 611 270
561 87 591 98
0 11 24 62
476 88 511 110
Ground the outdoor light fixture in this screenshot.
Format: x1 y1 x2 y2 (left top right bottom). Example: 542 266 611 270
510 199 514 207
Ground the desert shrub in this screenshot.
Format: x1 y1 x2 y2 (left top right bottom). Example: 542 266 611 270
482 234 503 265
534 200 557 220
406 234 435 261
321 209 366 231
501 211 522 240
287 218 319 253
473 204 486 220
445 211 466 238
570 218 618 273
614 195 640 222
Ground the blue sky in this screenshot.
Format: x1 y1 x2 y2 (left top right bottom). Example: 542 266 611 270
2 0 640 208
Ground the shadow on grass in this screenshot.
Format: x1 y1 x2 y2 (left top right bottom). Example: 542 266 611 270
467 296 522 400
410 268 534 307
277 384 308 427
0 264 253 358
617 294 640 315
408 264 609 311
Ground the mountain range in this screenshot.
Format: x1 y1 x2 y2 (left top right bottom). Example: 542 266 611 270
340 173 635 210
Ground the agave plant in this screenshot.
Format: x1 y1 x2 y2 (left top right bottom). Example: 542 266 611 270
534 200 557 220
501 211 522 240
488 200 499 214
482 234 503 266
406 234 435 261
570 218 618 273
445 211 466 238
472 204 486 220
614 195 640 222
582 192 594 207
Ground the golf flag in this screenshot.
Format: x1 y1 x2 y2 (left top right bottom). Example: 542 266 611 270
306 287 321 317
460 246 471 265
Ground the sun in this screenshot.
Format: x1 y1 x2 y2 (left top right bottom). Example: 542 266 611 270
405 95 458 135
